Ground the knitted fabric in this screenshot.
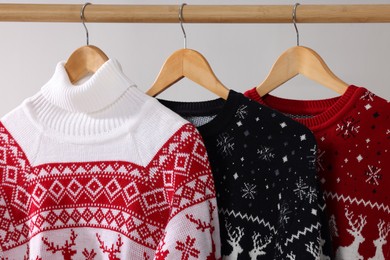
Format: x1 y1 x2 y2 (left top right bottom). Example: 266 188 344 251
245 85 390 259
0 60 220 259
159 90 331 259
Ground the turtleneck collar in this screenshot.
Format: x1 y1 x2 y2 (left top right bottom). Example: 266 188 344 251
22 59 153 144
41 59 133 113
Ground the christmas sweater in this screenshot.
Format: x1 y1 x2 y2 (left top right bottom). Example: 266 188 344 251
245 85 390 260
159 90 332 259
0 59 221 259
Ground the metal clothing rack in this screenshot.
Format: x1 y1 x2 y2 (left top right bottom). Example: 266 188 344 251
0 4 390 23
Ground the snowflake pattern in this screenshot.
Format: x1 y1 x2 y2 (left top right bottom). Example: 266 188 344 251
241 183 257 199
235 105 248 119
257 146 275 161
364 165 382 185
278 203 291 229
175 236 200 260
293 177 308 200
216 133 235 157
336 116 360 139
360 90 375 101
305 187 318 204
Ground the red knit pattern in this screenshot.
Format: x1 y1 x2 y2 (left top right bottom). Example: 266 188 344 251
0 123 216 258
317 90 389 259
245 86 389 259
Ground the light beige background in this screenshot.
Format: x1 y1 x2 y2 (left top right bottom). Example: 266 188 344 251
1 0 390 117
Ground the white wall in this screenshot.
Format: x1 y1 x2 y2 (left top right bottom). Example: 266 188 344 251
1 0 390 117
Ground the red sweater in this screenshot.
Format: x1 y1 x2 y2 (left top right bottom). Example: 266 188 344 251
245 85 389 260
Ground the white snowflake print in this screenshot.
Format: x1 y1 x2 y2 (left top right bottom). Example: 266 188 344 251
336 116 360 139
305 187 318 204
241 183 257 199
216 133 235 157
293 177 308 200
257 146 275 161
278 202 291 229
360 90 375 101
365 165 382 185
235 105 248 119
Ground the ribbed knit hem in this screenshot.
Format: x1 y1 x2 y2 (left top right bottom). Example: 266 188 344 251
244 85 364 131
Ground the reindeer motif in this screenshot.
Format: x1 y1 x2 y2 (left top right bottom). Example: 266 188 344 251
319 238 331 260
42 229 78 260
223 221 244 259
368 220 390 260
96 233 123 260
248 232 272 259
306 238 330 260
335 208 367 260
286 251 296 260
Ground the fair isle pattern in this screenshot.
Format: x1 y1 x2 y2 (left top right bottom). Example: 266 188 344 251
323 191 390 214
244 86 390 259
0 123 217 258
159 91 331 259
219 208 276 233
284 222 321 247
317 90 389 259
220 208 321 250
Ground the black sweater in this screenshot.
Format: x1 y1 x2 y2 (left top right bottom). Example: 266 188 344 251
159 90 332 259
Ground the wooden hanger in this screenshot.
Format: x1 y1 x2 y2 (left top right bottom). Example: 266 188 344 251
64 45 108 84
256 3 348 96
146 4 229 99
256 46 349 96
64 3 109 84
146 48 229 99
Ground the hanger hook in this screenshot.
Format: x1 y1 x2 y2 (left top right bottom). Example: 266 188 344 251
81 2 91 46
292 3 300 46
179 3 187 49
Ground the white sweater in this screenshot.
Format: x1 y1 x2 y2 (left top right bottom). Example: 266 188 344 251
0 59 220 259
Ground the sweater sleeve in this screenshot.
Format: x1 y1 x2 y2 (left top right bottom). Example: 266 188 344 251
154 123 221 260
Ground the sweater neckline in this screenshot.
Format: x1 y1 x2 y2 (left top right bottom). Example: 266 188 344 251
158 90 240 137
245 85 363 131
22 59 152 144
41 59 132 113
